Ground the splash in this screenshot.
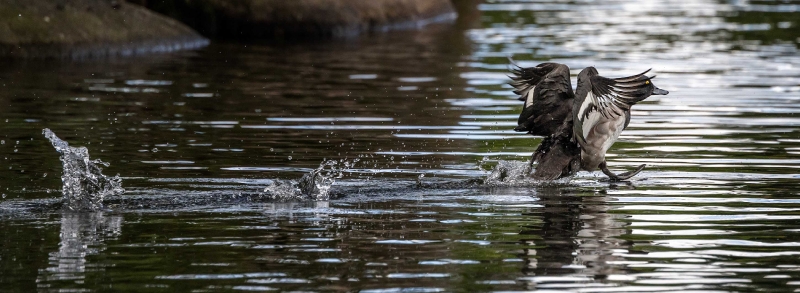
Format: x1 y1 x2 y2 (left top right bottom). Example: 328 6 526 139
43 129 124 211
482 158 530 185
481 157 572 186
261 158 359 201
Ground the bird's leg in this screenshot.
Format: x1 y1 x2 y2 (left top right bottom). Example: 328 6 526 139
525 152 536 174
600 161 646 181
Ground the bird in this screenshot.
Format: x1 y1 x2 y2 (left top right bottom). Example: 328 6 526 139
510 61 669 181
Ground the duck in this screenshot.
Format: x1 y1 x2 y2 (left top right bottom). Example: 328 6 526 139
510 61 669 181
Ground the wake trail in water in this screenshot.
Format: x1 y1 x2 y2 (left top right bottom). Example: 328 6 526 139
258 157 568 202
43 129 124 211
0 149 570 216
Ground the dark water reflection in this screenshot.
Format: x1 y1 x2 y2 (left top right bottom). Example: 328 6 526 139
2 0 800 292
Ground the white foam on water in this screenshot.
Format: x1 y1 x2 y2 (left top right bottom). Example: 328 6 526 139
43 129 124 211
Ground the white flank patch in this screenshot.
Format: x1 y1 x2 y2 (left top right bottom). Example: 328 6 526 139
524 86 536 108
601 114 627 153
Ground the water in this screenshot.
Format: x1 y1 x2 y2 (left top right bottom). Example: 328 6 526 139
261 158 361 201
2 0 800 291
42 128 124 211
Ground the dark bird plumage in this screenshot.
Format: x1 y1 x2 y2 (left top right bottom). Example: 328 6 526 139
510 61 669 181
509 61 580 180
510 62 574 137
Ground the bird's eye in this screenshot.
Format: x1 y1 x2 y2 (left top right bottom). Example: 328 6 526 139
645 80 650 84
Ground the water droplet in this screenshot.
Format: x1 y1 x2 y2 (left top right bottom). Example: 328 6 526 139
1 194 5 199
43 173 47 178
415 173 427 187
0 140 4 144
288 156 292 160
152 148 159 152
270 148 274 151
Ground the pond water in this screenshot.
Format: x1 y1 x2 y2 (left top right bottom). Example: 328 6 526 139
2 0 800 292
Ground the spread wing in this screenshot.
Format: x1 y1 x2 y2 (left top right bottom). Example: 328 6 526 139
573 69 660 144
509 61 574 136
578 69 656 121
510 63 548 104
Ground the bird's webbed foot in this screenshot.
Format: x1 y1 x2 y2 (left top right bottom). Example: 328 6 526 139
600 161 646 181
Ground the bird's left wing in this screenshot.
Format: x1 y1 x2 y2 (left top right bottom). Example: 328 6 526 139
581 69 656 120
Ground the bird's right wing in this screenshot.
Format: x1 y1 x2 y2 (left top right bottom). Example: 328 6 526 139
509 61 568 105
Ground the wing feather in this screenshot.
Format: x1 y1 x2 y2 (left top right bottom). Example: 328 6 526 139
587 69 658 119
509 61 553 99
509 62 575 136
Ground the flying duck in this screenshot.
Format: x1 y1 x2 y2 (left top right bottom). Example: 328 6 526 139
510 61 669 181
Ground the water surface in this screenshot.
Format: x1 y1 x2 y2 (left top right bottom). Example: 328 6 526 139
2 0 800 292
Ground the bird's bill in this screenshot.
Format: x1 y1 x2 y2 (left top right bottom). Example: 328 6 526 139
652 87 669 95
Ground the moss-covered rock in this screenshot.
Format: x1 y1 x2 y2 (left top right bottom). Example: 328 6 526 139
0 0 207 59
132 0 457 39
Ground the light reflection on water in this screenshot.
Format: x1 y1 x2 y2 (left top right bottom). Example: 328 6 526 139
1 0 800 291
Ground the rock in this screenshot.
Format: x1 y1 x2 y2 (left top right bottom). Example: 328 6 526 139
131 0 458 39
0 0 208 59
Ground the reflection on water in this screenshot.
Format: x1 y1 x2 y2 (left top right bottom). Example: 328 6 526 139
36 212 122 289
1 0 800 291
519 191 629 289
